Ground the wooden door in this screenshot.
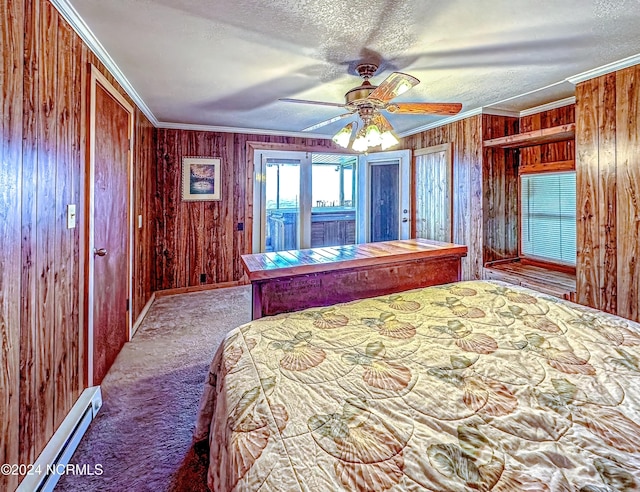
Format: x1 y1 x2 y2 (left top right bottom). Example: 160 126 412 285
413 144 453 241
89 68 133 385
356 150 411 243
370 163 400 242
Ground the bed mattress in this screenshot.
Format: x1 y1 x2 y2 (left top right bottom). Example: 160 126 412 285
195 280 640 491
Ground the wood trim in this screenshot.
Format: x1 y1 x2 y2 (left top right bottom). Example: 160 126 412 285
413 143 451 156
410 154 416 238
86 64 135 387
483 257 519 267
517 157 522 265
246 141 358 155
131 292 155 337
483 123 575 148
154 279 248 298
520 256 576 275
518 159 575 174
90 65 134 115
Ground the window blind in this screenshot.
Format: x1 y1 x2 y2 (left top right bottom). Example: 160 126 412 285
520 171 576 265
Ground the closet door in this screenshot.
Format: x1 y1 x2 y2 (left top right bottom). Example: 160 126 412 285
413 144 453 242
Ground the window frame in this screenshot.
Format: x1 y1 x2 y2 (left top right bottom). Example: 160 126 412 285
518 168 577 274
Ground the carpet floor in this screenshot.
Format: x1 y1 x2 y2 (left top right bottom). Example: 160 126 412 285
56 285 252 492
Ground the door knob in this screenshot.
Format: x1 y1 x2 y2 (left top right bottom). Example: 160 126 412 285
94 248 107 257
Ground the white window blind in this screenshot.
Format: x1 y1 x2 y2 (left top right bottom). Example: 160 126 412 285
520 171 576 265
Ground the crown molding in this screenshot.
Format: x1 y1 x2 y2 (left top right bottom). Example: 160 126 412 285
567 52 640 84
50 0 159 126
483 108 520 117
156 121 331 140
519 96 576 117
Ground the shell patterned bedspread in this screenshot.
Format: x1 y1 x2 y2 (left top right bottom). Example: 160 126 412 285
194 280 640 491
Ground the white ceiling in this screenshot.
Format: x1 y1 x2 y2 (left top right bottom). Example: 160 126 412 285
65 0 640 137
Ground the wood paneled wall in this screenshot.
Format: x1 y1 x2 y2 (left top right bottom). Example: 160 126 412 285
401 116 483 280
1 0 24 486
154 131 346 291
482 114 519 264
134 112 156 314
520 105 575 170
1 1 155 489
576 65 640 321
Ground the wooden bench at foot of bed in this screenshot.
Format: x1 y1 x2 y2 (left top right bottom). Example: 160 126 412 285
241 239 468 319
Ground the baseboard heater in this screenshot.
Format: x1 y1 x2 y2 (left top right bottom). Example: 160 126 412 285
17 386 102 492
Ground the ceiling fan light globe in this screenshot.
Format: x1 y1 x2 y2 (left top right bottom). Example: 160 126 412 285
365 124 382 146
332 123 354 148
380 131 399 150
352 134 369 153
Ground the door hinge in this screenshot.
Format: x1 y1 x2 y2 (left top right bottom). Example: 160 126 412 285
126 298 130 311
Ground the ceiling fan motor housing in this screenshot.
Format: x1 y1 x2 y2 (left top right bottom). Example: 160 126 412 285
345 63 383 108
345 82 377 105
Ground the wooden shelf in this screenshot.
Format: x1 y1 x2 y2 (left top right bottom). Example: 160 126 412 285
484 260 576 300
519 159 575 174
483 123 575 149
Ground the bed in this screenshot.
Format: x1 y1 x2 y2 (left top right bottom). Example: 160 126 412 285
194 280 640 491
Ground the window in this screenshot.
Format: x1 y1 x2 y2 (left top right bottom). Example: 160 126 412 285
310 154 356 248
311 155 356 210
520 171 576 265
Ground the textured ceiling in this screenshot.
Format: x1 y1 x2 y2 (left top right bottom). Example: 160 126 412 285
68 0 640 136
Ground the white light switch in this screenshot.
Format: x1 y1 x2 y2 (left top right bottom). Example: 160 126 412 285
138 214 143 229
67 204 77 229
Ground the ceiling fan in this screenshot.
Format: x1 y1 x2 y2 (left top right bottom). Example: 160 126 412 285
280 63 462 151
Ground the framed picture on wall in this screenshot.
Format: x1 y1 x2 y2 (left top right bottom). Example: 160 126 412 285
181 156 221 201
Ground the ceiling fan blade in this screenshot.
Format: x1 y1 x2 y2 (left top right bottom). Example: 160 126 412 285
368 72 420 103
385 102 463 115
302 112 354 132
280 98 346 108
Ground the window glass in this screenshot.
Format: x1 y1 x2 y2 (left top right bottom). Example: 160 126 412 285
310 154 356 247
264 158 300 252
520 171 576 265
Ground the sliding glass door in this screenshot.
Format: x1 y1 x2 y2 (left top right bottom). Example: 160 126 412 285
265 157 302 252
254 151 357 253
